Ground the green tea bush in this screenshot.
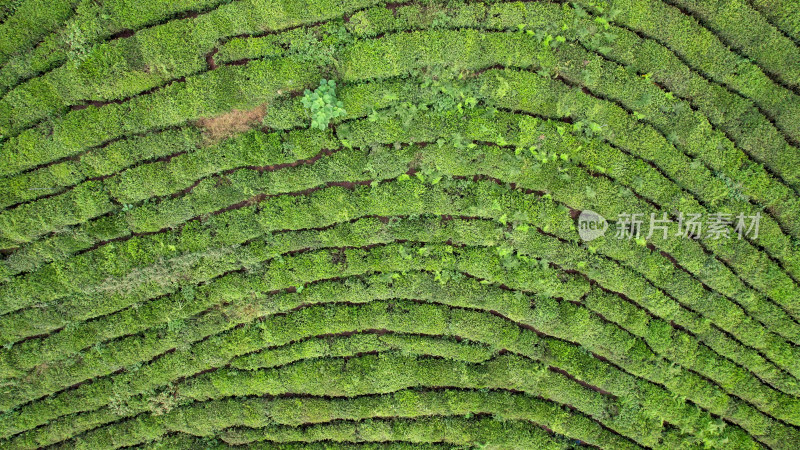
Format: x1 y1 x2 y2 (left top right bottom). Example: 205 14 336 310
1 1 800 449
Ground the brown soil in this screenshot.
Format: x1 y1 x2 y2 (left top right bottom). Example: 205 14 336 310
195 103 268 144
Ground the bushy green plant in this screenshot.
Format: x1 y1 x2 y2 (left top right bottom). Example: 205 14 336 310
301 79 346 130
65 21 91 63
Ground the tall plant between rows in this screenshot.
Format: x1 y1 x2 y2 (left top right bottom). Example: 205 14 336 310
301 79 346 130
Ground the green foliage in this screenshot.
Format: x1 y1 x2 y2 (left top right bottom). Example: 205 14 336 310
64 20 91 63
0 1 799 449
301 79 347 130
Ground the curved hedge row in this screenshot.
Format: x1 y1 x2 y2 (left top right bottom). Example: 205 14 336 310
0 0 798 449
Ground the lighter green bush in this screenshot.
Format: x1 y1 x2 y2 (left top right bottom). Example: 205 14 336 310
301 79 346 130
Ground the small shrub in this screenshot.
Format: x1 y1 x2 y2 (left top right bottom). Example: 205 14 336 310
301 79 346 130
65 21 91 63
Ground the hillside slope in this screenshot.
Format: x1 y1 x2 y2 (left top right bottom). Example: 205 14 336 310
0 1 799 448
